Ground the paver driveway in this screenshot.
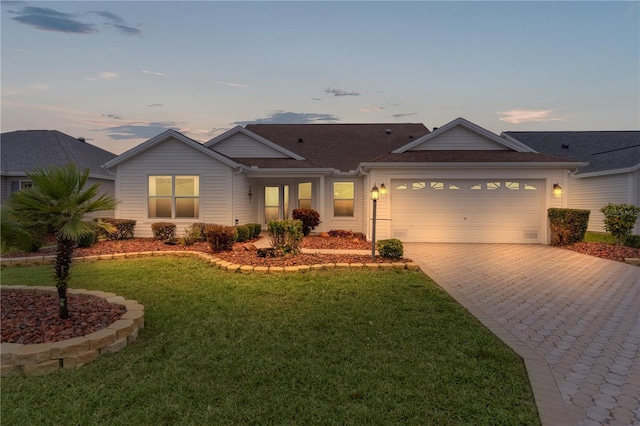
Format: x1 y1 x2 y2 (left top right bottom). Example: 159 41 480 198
404 243 640 426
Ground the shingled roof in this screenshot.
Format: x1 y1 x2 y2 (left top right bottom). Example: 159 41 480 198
369 150 579 164
503 131 640 175
1 130 116 179
243 123 430 172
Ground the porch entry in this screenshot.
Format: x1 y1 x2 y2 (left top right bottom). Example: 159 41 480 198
264 185 289 223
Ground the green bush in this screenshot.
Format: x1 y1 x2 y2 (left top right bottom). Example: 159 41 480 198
151 222 176 241
77 229 97 248
100 218 136 240
376 238 403 258
0 211 45 253
236 225 250 242
600 203 640 245
205 224 237 252
182 224 203 246
548 208 590 246
245 224 256 240
268 219 303 255
192 223 209 242
249 223 262 238
625 235 640 248
292 208 320 236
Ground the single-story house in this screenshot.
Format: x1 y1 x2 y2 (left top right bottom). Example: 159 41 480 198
502 131 640 235
0 130 117 217
105 117 584 244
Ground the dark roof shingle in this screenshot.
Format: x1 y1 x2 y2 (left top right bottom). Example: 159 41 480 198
503 131 640 174
1 130 116 179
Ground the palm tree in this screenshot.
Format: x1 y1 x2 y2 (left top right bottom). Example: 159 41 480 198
6 164 117 319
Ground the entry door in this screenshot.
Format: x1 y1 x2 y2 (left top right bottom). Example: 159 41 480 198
264 185 289 223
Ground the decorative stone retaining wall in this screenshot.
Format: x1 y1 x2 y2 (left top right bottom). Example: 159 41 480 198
0 251 421 273
1 286 144 377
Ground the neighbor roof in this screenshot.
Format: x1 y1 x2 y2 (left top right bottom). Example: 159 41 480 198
1 130 116 179
242 123 430 172
503 131 640 175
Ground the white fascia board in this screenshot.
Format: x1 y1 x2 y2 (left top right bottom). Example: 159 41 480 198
360 161 586 169
205 126 305 160
245 167 336 176
104 129 240 169
392 117 534 153
573 163 640 178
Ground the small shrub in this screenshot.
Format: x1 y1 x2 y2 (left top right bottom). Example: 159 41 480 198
100 218 136 240
245 224 256 239
376 238 403 258
0 212 44 253
268 219 303 255
292 208 320 236
600 203 640 245
249 223 262 238
205 224 237 252
77 229 97 248
151 222 176 241
192 223 209 242
625 235 640 248
548 208 590 246
182 224 203 246
236 225 250 242
256 247 278 258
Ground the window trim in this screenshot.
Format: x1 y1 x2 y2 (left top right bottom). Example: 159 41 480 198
298 182 312 209
148 175 200 219
333 181 355 218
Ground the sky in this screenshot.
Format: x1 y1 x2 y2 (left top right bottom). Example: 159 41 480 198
1 1 639 155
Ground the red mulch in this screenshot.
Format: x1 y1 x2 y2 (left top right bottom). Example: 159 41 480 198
563 242 640 262
1 291 126 344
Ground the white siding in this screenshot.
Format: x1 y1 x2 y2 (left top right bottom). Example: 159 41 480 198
211 133 289 158
113 137 233 237
411 127 510 151
569 173 638 233
232 173 257 226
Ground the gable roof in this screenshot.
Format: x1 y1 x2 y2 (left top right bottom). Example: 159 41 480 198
393 117 535 153
205 126 305 160
0 130 116 179
367 150 581 166
105 129 240 169
242 123 430 172
502 131 640 175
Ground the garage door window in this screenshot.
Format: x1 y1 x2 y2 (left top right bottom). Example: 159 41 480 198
487 182 501 190
430 182 444 190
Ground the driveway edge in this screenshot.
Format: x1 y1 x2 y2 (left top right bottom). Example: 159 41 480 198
411 259 573 426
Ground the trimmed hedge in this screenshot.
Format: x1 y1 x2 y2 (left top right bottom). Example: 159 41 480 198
548 208 590 246
376 238 404 258
151 222 176 241
236 225 250 243
205 224 237 252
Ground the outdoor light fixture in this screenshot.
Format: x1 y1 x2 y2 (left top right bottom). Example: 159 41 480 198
248 186 253 201
553 183 562 196
371 184 379 201
380 183 387 196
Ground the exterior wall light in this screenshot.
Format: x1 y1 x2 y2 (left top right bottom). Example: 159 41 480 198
248 186 253 201
553 183 562 197
379 183 387 196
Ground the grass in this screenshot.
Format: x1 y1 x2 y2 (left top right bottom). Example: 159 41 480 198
1 258 540 425
583 231 617 244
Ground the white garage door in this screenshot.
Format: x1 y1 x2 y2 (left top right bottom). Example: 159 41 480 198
390 179 543 243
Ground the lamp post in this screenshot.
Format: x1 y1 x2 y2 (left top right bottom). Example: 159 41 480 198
371 184 379 260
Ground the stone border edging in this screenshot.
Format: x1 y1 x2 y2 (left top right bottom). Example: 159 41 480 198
1 286 144 377
0 251 421 273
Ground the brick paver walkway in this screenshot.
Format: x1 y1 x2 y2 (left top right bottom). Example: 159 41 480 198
404 243 640 426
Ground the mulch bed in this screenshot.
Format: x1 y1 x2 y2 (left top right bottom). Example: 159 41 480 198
1 291 126 344
562 242 640 263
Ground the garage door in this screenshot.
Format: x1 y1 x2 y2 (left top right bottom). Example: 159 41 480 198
390 179 543 243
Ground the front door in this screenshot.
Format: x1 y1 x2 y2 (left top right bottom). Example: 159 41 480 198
264 185 289 223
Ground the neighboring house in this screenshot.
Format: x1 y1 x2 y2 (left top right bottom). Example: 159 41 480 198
0 130 117 217
503 131 640 234
105 117 583 244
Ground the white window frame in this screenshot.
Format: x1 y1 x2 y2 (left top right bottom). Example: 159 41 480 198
148 175 200 219
333 181 355 217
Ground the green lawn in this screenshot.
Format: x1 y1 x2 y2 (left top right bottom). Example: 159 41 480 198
1 258 540 425
583 231 617 244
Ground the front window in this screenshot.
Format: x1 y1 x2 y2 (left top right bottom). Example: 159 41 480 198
20 180 33 190
298 182 312 209
333 181 354 217
149 175 199 219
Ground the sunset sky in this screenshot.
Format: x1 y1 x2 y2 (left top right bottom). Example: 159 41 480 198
2 1 638 154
